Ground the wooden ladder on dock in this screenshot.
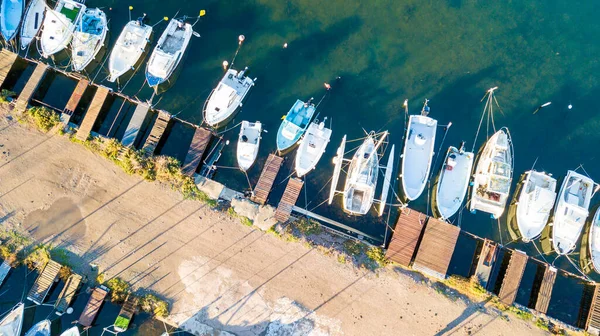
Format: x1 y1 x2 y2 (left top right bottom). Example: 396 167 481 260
534 265 557 314
251 154 283 205
498 250 528 305
14 62 48 113
275 178 304 222
27 260 61 305
142 111 171 155
55 273 83 315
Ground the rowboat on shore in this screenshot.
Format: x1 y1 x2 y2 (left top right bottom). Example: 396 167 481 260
71 8 107 71
433 143 474 220
203 67 255 127
108 17 152 82
39 0 86 57
237 121 262 171
19 0 45 49
0 302 24 336
0 0 24 42
276 99 316 152
24 319 50 336
512 170 556 242
295 119 332 177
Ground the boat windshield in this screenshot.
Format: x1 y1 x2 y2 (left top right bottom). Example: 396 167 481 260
491 161 510 178
489 176 511 194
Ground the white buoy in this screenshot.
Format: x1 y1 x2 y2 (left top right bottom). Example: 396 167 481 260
283 42 288 48
568 104 573 109
222 60 229 69
238 35 245 44
66 307 74 314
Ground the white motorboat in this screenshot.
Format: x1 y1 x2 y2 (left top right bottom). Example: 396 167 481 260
550 170 594 255
0 0 24 41
588 207 600 273
39 0 85 57
0 302 24 336
19 0 45 50
107 18 152 82
146 18 192 92
434 143 474 220
401 100 437 201
203 67 255 126
71 8 107 71
24 319 50 336
469 128 513 219
59 326 80 336
295 119 332 177
513 170 557 242
237 120 261 171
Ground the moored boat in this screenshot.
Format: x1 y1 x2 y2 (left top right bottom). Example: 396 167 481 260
203 67 255 127
237 121 262 171
0 302 24 336
19 0 45 49
59 326 80 336
39 0 85 57
295 119 332 177
276 99 316 152
71 7 107 71
108 18 151 82
24 319 50 336
513 170 557 242
433 143 474 220
550 170 594 255
0 0 24 42
587 207 600 273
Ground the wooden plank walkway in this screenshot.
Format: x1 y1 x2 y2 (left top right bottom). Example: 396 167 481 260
385 209 427 267
535 265 557 314
0 49 18 88
412 218 460 279
64 78 89 115
115 294 139 332
0 260 10 287
275 178 304 222
55 273 83 315
251 154 284 205
121 102 150 147
474 239 498 290
182 127 213 176
79 285 109 327
14 62 48 113
27 260 61 305
498 250 528 305
142 111 171 154
76 86 110 141
588 285 600 334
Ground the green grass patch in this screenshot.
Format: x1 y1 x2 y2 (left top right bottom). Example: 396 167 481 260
365 247 387 268
106 277 130 303
140 294 169 317
23 244 50 270
25 106 61 132
291 218 322 235
240 216 253 227
343 240 364 256
0 89 15 104
535 318 550 332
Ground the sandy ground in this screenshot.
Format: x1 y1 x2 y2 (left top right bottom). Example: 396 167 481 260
0 114 548 336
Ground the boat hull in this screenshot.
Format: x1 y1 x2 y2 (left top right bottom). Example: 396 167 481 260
276 99 316 152
71 8 108 72
0 302 24 336
401 114 437 201
433 146 474 220
203 68 255 127
40 0 86 57
512 170 556 242
24 319 50 336
0 0 24 41
237 121 262 171
108 21 152 82
294 121 332 177
19 0 45 49
343 136 378 215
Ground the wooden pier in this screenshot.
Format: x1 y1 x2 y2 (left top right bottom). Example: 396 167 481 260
276 178 304 222
251 154 284 205
142 111 171 154
534 265 557 314
0 260 10 286
55 273 83 315
412 218 460 279
0 49 18 88
114 294 139 332
385 209 426 267
76 86 110 141
14 62 48 113
182 127 213 176
474 239 498 290
79 285 109 328
121 102 150 147
27 260 61 305
498 250 528 305
63 78 89 116
587 285 600 334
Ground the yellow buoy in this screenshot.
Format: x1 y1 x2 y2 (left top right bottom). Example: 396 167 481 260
200 9 206 17
129 6 133 10
164 16 169 21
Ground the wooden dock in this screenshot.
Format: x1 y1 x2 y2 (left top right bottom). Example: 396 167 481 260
79 285 109 327
587 285 600 334
27 260 61 305
412 218 460 279
76 86 110 141
385 209 426 267
498 250 528 305
534 265 557 314
0 49 18 88
182 127 213 176
0 260 10 287
63 78 89 115
474 239 498 290
14 62 48 113
55 273 83 315
114 294 139 332
142 111 171 154
275 178 304 222
251 154 284 205
121 102 150 147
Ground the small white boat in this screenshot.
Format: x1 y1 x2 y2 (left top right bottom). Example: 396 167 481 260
295 119 332 177
71 8 107 71
19 0 45 49
0 0 24 41
0 302 24 336
59 326 80 336
588 208 600 273
401 100 437 201
236 121 261 171
276 99 316 152
551 170 594 255
108 18 152 82
39 0 85 57
146 18 192 91
434 143 474 220
24 319 50 336
469 129 513 219
514 170 557 242
203 67 255 127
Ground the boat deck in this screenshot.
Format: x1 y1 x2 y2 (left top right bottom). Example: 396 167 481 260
79 286 109 327
142 111 171 154
412 217 460 279
0 49 18 88
55 273 83 315
251 154 283 205
27 260 61 305
498 250 528 305
385 209 426 266
474 239 498 289
76 86 110 141
275 178 304 222
64 78 89 115
182 127 213 176
0 260 10 287
534 265 556 314
14 62 49 113
121 102 150 147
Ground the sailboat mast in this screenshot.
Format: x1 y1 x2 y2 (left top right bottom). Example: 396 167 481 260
373 131 388 153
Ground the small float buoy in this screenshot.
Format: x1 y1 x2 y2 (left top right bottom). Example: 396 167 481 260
238 35 245 44
568 104 573 109
222 60 229 69
283 42 288 48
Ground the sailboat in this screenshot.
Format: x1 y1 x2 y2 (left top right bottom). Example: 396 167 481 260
401 100 437 201
19 0 46 50
550 170 594 255
587 208 600 273
39 0 85 57
276 99 316 152
236 121 261 171
294 119 332 177
0 0 24 41
0 302 24 336
433 143 474 220
146 18 192 92
71 8 107 71
108 18 152 82
512 170 557 242
59 326 80 336
203 67 255 127
24 319 50 336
